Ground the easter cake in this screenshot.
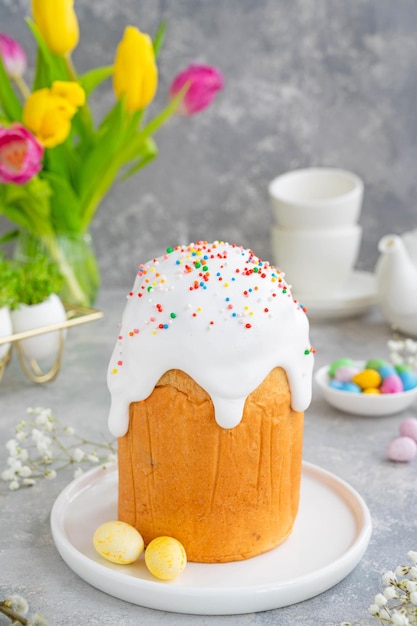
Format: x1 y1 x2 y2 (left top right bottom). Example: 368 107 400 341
107 241 314 563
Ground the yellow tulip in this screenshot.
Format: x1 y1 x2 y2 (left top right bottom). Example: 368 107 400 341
23 83 84 148
113 26 158 113
51 81 85 107
31 0 79 56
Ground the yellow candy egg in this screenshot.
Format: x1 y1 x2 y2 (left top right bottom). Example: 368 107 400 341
352 369 382 390
145 536 187 580
93 521 144 564
363 388 381 395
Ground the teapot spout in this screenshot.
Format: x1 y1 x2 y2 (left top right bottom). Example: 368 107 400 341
378 234 404 255
376 233 417 322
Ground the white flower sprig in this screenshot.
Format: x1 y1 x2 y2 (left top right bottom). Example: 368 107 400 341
342 550 417 626
387 338 417 370
0 594 47 625
1 407 116 490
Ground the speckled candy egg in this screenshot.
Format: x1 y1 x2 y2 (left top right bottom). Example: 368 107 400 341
387 436 417 462
328 358 354 378
145 536 187 580
398 370 417 391
380 373 404 394
333 365 361 383
93 521 144 564
352 369 382 391
365 358 388 371
399 417 417 441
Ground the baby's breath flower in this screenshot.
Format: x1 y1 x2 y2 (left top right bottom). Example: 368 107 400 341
388 337 417 371
374 593 388 607
391 612 410 626
384 586 399 600
1 407 117 489
368 604 380 616
405 580 417 593
43 468 57 480
72 448 84 462
346 551 417 625
397 566 411 577
22 478 36 486
407 551 417 564
409 566 417 579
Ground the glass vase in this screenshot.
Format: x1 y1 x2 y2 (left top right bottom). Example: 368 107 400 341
15 231 100 308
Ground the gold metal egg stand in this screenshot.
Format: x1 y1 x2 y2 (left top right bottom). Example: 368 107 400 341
0 303 103 384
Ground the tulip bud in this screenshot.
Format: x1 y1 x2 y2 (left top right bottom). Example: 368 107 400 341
0 123 43 184
31 0 79 56
51 81 86 108
169 64 224 116
113 26 158 113
0 33 27 79
23 82 85 148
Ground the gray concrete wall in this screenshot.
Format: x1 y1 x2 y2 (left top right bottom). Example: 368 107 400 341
1 0 417 289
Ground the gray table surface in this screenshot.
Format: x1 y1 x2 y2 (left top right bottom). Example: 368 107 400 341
1 289 415 626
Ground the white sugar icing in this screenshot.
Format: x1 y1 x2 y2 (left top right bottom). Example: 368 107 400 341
107 241 314 437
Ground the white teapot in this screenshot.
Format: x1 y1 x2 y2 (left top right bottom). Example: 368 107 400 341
376 229 417 336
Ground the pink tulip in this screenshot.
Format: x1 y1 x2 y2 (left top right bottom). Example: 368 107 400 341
0 124 44 184
169 64 223 115
0 33 27 79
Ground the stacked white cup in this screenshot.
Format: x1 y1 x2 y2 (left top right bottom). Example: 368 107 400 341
268 167 364 298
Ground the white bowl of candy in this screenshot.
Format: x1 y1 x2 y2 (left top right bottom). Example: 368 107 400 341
315 358 417 416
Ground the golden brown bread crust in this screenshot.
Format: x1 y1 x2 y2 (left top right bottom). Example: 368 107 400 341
117 367 304 563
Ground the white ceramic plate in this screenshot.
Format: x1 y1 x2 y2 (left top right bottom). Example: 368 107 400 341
293 271 377 320
316 363 417 416
50 462 372 615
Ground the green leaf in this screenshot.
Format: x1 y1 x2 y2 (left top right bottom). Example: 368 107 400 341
77 99 127 206
120 138 158 181
0 54 23 121
0 177 54 236
78 65 113 97
0 229 19 245
153 21 167 59
41 171 82 233
25 17 69 88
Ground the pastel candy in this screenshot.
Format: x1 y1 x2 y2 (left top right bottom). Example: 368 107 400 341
340 381 361 393
328 358 354 378
398 370 417 391
395 364 412 374
378 364 397 379
363 388 380 395
329 379 345 390
387 436 417 462
334 365 361 382
399 417 417 441
352 369 382 390
380 373 404 394
365 358 388 370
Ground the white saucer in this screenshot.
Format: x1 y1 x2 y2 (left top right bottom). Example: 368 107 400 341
50 462 372 615
294 271 377 320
